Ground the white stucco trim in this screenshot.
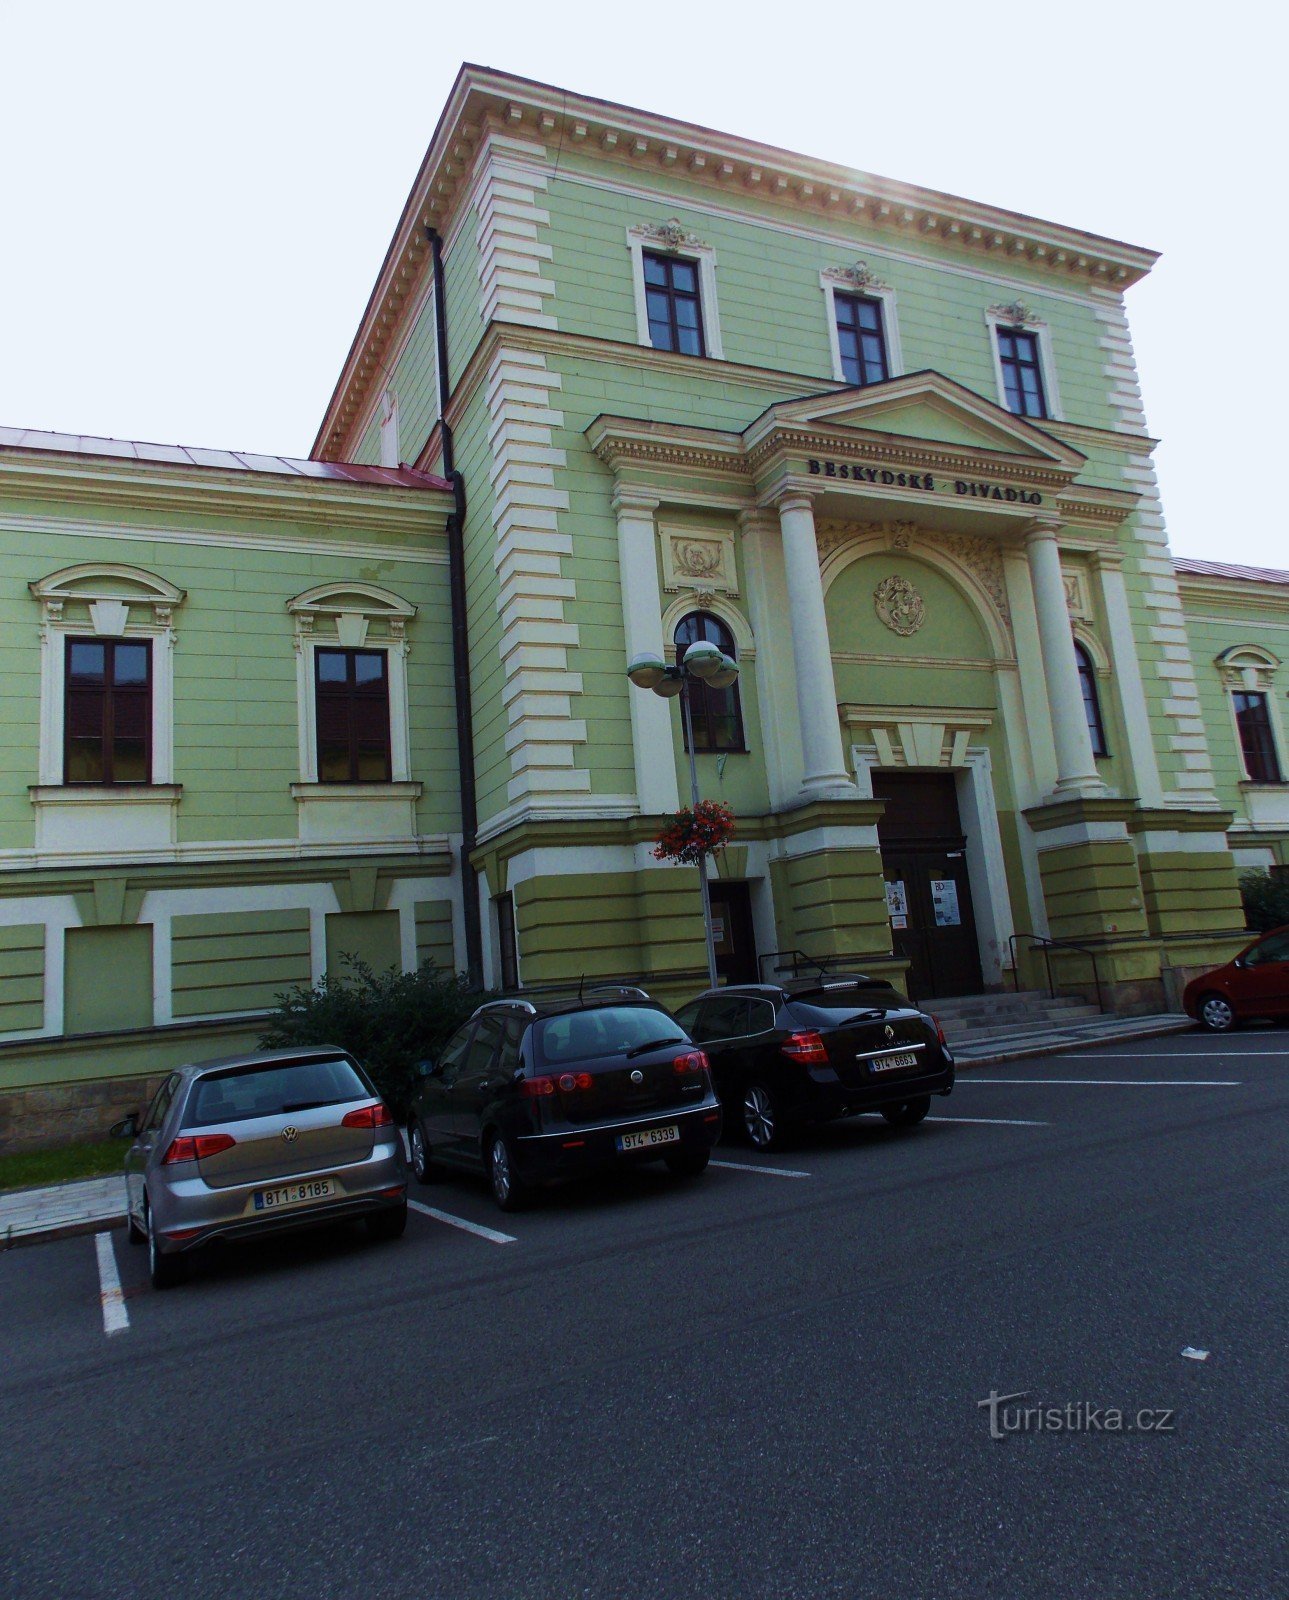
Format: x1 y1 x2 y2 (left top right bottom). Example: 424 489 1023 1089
626 222 724 360
818 271 903 383
985 305 1064 423
292 635 413 786
0 895 80 1041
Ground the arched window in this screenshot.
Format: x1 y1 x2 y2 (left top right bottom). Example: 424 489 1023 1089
674 611 745 752
1074 640 1108 757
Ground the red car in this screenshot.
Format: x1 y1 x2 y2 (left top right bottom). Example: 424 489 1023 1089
1183 925 1289 1032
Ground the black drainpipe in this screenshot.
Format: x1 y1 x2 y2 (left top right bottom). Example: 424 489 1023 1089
427 225 482 986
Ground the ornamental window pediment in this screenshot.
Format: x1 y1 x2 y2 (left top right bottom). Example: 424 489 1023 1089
1216 644 1280 693
29 562 186 634
286 581 416 649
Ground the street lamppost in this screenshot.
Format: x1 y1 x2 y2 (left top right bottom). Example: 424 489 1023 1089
627 641 739 989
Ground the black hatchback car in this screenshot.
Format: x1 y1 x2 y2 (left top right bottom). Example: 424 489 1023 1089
674 976 954 1150
405 986 723 1210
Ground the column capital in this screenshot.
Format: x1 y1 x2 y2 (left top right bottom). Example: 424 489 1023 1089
1021 516 1062 549
611 485 662 517
773 488 818 518
736 506 778 537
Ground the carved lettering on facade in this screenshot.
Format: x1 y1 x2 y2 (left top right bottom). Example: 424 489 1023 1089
874 574 926 637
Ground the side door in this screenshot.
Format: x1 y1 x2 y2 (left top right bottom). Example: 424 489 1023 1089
127 1073 179 1218
1230 929 1289 1018
447 1015 506 1162
689 995 752 1097
419 1023 474 1147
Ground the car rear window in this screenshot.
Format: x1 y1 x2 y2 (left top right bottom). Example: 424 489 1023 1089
183 1057 369 1125
534 1006 686 1067
787 988 908 1028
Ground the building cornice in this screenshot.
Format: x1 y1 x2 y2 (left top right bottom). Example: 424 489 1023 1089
0 452 453 539
315 64 1160 460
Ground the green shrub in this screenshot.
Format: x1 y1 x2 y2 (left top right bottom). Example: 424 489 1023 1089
260 955 491 1117
1237 869 1289 934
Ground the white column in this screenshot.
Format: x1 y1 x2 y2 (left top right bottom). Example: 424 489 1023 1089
1024 522 1104 796
777 492 855 797
613 487 681 815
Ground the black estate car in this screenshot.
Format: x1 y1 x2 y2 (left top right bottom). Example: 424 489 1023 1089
405 986 723 1210
673 976 954 1150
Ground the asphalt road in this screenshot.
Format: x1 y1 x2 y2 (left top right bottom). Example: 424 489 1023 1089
1 1031 1285 1600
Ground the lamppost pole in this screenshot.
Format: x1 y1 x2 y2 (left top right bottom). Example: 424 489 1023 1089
679 680 719 989
627 640 739 993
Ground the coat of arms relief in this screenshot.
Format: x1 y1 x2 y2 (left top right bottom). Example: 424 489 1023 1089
873 574 927 636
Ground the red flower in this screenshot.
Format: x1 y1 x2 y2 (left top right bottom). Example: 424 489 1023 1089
652 801 737 865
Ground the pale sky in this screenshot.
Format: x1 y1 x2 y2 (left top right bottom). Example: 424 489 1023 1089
2 1 1283 565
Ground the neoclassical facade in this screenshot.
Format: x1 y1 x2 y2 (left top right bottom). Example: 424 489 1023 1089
3 66 1288 1139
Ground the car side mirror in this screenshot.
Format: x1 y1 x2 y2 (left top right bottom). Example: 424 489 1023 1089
109 1112 139 1139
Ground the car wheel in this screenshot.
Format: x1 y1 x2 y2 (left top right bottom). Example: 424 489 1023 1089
365 1202 408 1243
407 1118 436 1186
145 1201 188 1290
881 1095 932 1129
487 1133 528 1213
1197 992 1237 1033
664 1148 710 1179
740 1082 783 1151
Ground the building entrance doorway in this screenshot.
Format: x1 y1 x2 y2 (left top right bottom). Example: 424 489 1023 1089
709 881 758 986
872 771 983 1002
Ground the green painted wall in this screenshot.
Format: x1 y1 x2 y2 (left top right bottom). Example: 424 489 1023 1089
0 924 44 1033
325 910 402 977
171 908 311 1018
64 925 153 1035
414 899 456 971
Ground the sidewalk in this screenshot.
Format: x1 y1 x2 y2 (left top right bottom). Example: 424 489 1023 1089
1 1013 1196 1246
0 1174 125 1247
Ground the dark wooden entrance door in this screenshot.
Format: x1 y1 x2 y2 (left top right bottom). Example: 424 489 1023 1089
872 772 983 1003
709 882 758 986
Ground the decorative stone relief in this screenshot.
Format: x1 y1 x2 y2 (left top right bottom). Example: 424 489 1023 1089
874 574 926 637
938 533 1011 624
660 525 738 596
988 300 1043 327
823 261 891 293
634 217 707 253
1062 568 1092 622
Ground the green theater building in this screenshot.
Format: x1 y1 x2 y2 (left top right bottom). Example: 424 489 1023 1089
3 65 1288 1142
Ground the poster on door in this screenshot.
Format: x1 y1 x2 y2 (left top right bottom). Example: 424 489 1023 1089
930 878 961 927
885 879 908 930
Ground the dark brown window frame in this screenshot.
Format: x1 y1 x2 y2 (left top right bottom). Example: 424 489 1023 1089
1074 641 1109 758
314 646 393 784
1233 689 1283 784
675 611 746 754
642 249 706 357
63 636 153 786
996 325 1049 419
834 291 889 387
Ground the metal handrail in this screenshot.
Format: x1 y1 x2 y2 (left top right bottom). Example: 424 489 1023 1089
1008 932 1105 1013
757 949 879 982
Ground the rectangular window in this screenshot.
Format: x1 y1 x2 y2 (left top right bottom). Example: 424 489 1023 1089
1233 691 1283 783
496 893 518 991
315 648 391 783
643 251 705 356
834 293 889 387
996 327 1048 418
64 637 152 784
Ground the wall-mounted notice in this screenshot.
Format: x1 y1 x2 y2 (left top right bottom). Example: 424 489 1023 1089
885 880 908 930
931 878 961 927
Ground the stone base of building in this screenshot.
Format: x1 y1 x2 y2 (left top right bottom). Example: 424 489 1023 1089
0 1016 265 1154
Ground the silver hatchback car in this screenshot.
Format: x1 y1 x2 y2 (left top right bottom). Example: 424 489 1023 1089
116 1047 408 1287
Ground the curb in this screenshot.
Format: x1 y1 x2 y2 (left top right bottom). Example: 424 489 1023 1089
2 1214 125 1250
953 1018 1192 1069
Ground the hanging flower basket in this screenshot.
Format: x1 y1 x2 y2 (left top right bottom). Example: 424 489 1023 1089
652 800 737 866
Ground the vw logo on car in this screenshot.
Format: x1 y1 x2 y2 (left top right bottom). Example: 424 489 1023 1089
281 1125 298 1143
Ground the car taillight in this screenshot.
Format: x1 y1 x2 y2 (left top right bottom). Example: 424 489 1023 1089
557 1072 593 1092
520 1075 556 1097
780 1030 828 1065
928 1014 947 1046
522 1073 594 1096
162 1133 235 1164
341 1103 395 1129
673 1050 709 1075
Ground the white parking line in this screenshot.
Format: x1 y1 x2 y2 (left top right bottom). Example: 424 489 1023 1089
933 1115 1051 1126
709 1159 811 1178
962 1078 1241 1087
407 1200 517 1245
94 1232 129 1336
1056 1052 1289 1059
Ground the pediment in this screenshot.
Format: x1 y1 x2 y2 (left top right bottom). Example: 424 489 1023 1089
745 371 1085 469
